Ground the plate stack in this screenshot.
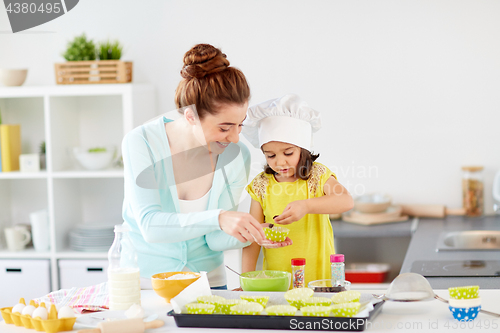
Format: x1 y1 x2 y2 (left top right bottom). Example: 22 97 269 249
69 224 115 252
342 193 408 225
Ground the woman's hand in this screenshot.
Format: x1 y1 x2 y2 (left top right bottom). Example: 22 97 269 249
219 211 266 244
273 200 309 225
260 236 293 249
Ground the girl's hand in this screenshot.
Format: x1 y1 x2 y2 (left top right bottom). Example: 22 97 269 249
273 200 309 225
219 211 266 244
260 237 293 249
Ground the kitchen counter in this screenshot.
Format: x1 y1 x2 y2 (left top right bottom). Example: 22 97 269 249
330 219 416 238
4 289 500 333
401 216 500 289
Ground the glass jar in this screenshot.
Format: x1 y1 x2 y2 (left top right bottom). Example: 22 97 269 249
291 258 306 288
108 224 141 310
330 254 345 287
462 166 484 217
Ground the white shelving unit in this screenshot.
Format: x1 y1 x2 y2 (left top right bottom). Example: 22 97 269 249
0 84 156 300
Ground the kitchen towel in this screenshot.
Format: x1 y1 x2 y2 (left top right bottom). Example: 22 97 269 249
33 282 109 313
171 271 211 314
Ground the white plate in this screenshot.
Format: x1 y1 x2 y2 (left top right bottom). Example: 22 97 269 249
76 310 157 328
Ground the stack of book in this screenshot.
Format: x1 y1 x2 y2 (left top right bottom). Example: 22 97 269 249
0 124 21 172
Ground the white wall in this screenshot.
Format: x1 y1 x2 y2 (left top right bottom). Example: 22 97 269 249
1 0 500 213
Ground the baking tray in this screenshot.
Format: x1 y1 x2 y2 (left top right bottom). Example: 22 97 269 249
168 291 384 331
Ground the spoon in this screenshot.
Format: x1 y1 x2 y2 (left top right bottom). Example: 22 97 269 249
373 273 500 317
224 265 241 276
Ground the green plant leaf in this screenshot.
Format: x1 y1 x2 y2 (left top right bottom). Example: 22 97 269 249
62 33 97 61
39 141 46 154
98 40 123 60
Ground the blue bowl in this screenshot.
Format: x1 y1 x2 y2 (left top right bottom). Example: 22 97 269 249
449 306 481 321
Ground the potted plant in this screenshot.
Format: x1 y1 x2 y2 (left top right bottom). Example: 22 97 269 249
39 141 46 170
62 33 96 61
54 34 132 85
97 40 123 60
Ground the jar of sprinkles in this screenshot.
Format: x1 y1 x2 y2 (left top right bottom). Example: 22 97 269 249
330 254 345 287
291 258 306 288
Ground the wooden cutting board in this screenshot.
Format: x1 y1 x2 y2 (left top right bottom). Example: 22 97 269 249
342 205 409 225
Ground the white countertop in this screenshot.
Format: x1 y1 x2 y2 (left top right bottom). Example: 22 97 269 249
2 289 500 332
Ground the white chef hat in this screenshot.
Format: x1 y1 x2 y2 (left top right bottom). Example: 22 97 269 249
242 94 321 151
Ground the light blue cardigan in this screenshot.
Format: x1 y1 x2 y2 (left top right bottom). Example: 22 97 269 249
121 116 251 278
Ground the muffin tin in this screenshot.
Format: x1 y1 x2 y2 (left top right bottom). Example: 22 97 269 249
0 298 76 333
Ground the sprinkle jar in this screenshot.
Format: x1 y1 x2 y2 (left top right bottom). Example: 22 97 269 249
291 258 306 288
330 254 345 287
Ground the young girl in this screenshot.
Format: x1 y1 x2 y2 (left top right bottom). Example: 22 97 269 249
241 94 354 287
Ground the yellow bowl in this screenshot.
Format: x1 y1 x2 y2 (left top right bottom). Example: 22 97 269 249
151 272 201 303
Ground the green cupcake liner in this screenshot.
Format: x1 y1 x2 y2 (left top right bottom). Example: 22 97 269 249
197 295 226 305
185 303 215 314
301 306 331 317
448 286 479 299
284 288 314 309
217 299 248 314
330 302 361 317
302 297 332 307
229 302 264 315
264 226 290 242
265 305 297 316
331 291 361 304
240 295 269 307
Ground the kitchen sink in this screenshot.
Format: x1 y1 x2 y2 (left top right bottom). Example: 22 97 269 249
436 230 500 251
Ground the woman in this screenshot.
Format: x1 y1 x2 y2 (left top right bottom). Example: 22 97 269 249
121 44 267 289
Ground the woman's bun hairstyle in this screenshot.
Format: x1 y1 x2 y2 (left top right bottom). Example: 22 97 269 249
181 44 230 79
175 44 250 119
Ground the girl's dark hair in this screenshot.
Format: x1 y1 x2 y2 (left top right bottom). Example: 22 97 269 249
174 44 250 120
264 149 320 180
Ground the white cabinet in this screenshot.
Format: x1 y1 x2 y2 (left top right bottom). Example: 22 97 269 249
0 84 156 295
58 260 108 289
0 259 50 307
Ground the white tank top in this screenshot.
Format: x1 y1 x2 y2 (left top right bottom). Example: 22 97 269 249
178 189 226 288
140 189 226 289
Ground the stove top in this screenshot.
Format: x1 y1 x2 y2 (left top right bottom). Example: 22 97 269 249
411 260 500 277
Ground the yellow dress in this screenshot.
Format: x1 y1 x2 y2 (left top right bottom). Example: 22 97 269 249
246 162 336 287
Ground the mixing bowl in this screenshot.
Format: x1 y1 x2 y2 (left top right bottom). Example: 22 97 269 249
239 270 291 292
151 272 200 303
354 193 391 213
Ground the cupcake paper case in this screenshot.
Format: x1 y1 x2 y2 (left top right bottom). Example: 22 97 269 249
448 286 479 299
